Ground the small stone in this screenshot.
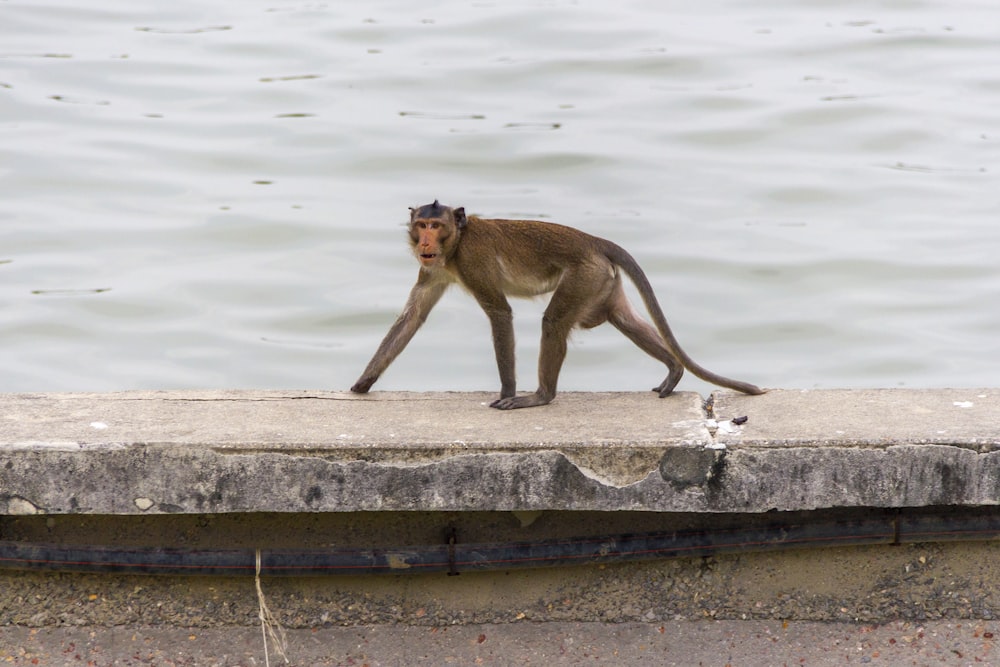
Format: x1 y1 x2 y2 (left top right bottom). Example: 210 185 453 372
134 497 155 511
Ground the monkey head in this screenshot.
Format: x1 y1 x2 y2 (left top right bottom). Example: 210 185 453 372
408 200 467 268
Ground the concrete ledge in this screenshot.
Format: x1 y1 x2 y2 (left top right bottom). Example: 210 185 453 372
1 389 998 515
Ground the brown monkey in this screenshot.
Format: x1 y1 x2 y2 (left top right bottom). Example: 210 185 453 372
351 200 764 409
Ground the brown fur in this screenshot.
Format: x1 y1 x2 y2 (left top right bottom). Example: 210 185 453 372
351 202 764 409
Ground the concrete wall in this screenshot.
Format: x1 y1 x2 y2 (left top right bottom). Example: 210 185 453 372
2 388 999 627
1 389 998 515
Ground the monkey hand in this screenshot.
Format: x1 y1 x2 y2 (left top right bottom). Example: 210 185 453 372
350 376 376 393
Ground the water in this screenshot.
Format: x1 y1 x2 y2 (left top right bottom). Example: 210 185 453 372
2 0 998 396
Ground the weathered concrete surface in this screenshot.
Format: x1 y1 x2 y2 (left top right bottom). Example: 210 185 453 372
1 388 998 515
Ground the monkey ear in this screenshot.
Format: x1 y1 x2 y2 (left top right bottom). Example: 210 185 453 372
453 207 467 229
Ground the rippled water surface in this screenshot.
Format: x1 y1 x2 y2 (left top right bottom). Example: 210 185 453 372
2 0 998 395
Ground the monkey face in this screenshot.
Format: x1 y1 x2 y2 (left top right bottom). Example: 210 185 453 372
407 201 466 269
410 217 452 268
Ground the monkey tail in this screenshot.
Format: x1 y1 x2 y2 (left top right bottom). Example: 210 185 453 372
604 242 764 395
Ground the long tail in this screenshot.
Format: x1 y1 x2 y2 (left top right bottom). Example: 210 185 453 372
604 242 764 395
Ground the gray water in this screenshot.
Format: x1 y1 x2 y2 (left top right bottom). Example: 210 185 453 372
2 0 998 397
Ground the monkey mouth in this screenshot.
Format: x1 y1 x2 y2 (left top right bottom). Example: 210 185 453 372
419 253 438 264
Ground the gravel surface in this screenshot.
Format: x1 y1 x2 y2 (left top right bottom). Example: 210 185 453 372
0 619 997 666
3 514 999 665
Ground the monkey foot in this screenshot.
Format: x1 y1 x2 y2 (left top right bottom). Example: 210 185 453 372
490 393 554 410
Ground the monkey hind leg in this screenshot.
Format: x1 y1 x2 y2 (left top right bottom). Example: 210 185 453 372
607 291 685 397
491 269 611 410
652 368 684 397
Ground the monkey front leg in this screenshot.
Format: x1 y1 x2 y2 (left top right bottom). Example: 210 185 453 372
349 314 417 393
491 318 567 410
480 303 516 407
350 278 448 394
491 282 584 410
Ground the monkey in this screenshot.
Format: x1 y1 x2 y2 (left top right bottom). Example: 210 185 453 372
350 200 764 410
